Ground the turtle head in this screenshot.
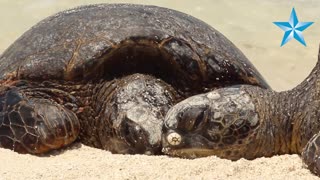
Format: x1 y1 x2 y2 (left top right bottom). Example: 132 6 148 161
97 73 177 155
162 87 260 160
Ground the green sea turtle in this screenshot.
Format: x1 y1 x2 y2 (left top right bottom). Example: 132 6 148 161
161 46 320 174
4 3 320 176
0 4 268 155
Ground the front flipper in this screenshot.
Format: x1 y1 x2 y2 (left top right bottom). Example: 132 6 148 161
0 88 80 154
302 132 320 175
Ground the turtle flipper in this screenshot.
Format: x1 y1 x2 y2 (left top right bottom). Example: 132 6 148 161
302 133 320 175
0 88 80 154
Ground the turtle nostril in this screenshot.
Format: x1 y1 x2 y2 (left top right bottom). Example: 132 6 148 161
167 132 182 146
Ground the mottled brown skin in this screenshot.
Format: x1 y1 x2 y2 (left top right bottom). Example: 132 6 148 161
163 48 320 175
0 82 80 153
0 3 269 155
90 74 178 154
0 73 177 154
4 2 320 177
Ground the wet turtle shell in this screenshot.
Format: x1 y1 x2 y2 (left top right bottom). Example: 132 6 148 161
0 4 269 90
0 4 269 154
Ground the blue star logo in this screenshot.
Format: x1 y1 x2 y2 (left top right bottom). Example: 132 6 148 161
273 8 314 47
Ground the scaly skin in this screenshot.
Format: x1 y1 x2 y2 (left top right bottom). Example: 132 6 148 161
0 4 270 155
1 3 320 176
0 73 177 154
162 50 320 175
0 80 81 153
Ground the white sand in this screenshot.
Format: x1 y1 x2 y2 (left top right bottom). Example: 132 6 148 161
1 0 320 179
0 144 318 180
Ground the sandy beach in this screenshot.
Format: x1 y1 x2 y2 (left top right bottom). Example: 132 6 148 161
0 144 318 180
0 0 320 179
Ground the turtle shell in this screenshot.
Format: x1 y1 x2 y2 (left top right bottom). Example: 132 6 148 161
0 4 269 92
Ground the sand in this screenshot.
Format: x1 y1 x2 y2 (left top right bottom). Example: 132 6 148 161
1 0 320 179
0 144 318 180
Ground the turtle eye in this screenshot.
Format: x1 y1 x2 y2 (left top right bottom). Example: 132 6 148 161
177 105 209 131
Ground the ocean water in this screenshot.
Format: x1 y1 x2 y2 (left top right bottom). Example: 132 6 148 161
0 0 319 90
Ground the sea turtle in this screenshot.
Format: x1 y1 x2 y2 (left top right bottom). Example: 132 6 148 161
0 3 269 156
161 43 320 174
3 2 320 177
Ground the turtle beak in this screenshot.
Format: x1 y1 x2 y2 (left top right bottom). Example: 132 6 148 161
162 129 216 159
119 106 164 154
161 95 216 158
